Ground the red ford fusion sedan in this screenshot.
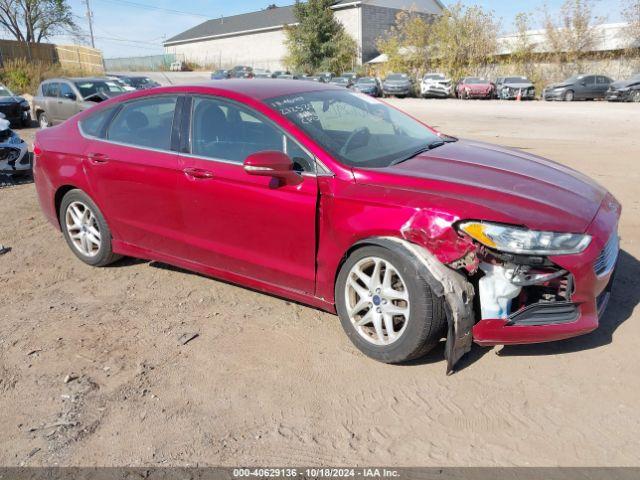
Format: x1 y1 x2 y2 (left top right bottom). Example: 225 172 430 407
33 80 620 372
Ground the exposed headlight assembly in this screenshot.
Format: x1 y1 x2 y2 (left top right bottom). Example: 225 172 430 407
458 221 592 255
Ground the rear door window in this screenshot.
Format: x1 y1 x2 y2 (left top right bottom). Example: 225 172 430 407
80 107 118 139
59 83 76 99
107 96 178 150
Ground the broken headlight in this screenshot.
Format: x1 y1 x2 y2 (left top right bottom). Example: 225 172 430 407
458 221 591 255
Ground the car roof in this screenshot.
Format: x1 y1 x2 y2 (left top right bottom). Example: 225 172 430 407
148 79 340 101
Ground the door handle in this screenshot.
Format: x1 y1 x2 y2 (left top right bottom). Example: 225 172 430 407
183 167 214 179
87 153 110 164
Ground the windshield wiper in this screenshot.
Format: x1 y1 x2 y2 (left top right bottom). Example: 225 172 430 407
389 140 447 166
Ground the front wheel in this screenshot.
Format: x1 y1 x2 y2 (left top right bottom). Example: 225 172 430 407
38 112 50 129
59 189 122 267
335 245 446 363
563 90 575 102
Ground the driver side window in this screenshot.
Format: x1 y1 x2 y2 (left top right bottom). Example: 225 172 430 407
190 96 315 173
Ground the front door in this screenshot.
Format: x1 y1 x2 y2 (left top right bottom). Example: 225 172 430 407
56 82 81 123
84 95 186 257
177 95 319 295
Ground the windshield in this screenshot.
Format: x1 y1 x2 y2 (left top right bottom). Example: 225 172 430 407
564 76 581 83
387 74 407 81
332 78 348 84
0 85 14 97
75 80 124 98
266 90 442 168
356 78 375 84
505 77 528 83
424 74 445 80
465 78 488 84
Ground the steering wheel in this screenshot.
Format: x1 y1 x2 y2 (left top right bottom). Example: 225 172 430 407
340 127 370 156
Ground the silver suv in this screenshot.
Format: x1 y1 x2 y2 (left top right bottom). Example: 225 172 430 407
33 77 126 128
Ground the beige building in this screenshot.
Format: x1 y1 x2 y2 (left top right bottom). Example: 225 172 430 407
163 0 444 70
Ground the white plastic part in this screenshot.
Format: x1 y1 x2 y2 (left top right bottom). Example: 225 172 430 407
479 263 522 319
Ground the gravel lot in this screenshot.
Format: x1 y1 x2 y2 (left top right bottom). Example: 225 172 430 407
1 99 639 467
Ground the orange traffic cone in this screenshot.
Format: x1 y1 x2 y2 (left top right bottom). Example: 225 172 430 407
516 89 522 102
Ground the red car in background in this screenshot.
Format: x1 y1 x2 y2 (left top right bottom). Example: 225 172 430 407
33 80 620 372
456 77 495 99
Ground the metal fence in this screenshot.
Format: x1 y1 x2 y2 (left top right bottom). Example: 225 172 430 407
104 53 179 72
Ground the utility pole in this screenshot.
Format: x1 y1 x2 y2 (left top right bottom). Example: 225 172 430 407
85 0 96 49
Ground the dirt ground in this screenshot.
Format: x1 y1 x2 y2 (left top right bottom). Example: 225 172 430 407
1 99 639 467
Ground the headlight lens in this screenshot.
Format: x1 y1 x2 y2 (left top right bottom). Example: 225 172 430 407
458 221 592 255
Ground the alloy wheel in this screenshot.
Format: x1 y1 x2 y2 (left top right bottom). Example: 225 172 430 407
65 201 102 257
633 91 640 103
39 113 49 129
344 256 410 346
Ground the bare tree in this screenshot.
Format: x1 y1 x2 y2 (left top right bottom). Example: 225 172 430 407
376 9 432 76
0 0 77 43
622 0 640 48
543 0 604 71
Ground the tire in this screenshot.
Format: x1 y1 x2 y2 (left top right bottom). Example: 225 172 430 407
632 91 640 103
38 111 50 129
21 110 32 128
563 90 574 102
59 189 122 267
335 245 446 364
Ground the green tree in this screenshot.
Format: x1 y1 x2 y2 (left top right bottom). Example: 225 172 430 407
284 0 358 74
0 0 77 43
428 2 500 81
376 10 431 76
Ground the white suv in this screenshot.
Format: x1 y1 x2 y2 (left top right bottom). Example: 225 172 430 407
420 73 452 98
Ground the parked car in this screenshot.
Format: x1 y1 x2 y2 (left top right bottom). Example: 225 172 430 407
230 66 253 79
330 76 353 88
317 72 334 83
455 77 495 99
109 75 160 90
605 73 640 102
0 115 30 176
495 76 536 100
211 69 231 80
342 72 359 83
352 77 382 97
32 80 620 371
170 61 190 72
382 73 413 98
33 77 126 128
543 74 613 101
106 76 137 92
0 83 31 127
271 70 291 78
420 73 452 98
253 69 272 79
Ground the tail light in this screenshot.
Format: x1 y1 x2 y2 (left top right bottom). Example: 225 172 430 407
32 142 42 169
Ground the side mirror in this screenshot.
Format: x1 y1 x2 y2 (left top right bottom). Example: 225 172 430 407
243 151 301 184
63 92 76 100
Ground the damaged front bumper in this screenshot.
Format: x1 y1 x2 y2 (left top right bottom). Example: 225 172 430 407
0 130 30 175
472 199 620 346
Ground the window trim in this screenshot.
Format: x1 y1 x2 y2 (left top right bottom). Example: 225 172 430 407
183 94 327 176
79 94 182 155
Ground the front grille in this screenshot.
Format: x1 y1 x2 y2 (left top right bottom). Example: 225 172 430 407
594 233 619 277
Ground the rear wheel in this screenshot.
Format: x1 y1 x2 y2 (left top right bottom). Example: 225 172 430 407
59 190 121 267
563 90 575 102
335 245 446 364
632 90 640 103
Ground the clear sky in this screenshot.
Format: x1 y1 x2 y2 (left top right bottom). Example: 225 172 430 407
47 0 624 58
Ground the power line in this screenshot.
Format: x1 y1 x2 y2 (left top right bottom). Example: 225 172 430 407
93 0 211 18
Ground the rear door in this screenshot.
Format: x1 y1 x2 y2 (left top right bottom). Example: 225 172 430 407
83 95 187 257
580 76 597 99
596 76 612 98
177 95 319 294
43 82 61 123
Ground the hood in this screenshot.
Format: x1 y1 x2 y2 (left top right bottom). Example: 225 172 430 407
464 83 492 89
0 95 24 105
610 78 640 89
502 82 533 89
547 81 573 89
384 80 411 86
358 139 607 233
